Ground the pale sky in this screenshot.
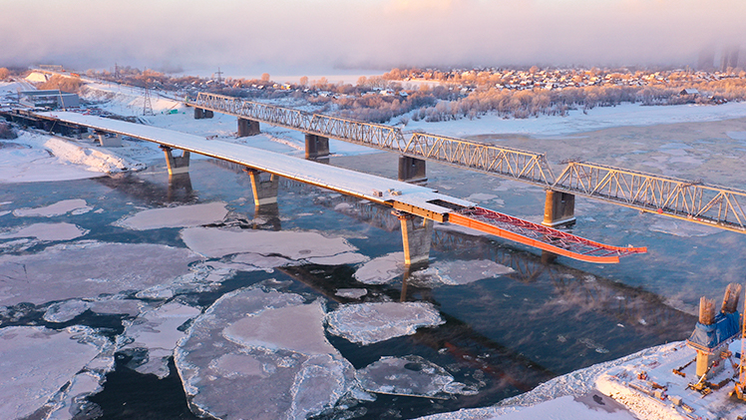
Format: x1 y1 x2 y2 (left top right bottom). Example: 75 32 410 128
2 0 745 75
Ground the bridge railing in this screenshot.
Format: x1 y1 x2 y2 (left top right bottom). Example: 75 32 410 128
553 161 746 233
193 92 555 186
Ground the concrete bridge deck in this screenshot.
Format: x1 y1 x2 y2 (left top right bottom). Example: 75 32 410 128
34 111 646 264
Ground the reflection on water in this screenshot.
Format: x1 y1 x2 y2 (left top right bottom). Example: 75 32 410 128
0 158 709 419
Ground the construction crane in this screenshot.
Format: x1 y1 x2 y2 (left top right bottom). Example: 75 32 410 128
732 287 746 400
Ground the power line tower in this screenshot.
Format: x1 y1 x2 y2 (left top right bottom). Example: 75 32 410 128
143 88 154 116
215 67 223 83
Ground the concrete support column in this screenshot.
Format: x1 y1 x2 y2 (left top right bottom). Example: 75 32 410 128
304 134 329 159
695 351 710 378
194 108 213 119
398 213 434 266
238 118 261 137
167 173 193 203
398 156 427 183
542 190 576 227
160 145 190 175
246 168 279 206
96 131 122 147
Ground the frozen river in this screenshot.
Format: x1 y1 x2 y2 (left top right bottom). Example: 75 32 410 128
2 93 746 419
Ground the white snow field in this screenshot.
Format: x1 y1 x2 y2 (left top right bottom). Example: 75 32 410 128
326 302 444 345
404 101 746 138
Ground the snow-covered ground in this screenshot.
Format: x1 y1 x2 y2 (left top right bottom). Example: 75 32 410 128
403 101 746 138
3 78 746 420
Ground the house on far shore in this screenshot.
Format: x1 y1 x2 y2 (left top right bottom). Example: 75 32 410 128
19 90 80 109
680 88 700 96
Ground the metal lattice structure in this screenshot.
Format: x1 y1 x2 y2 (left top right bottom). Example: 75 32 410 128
193 92 554 186
553 162 746 233
448 206 647 263
192 93 746 234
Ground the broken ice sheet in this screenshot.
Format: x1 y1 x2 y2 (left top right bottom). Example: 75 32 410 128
0 241 201 306
0 222 88 241
115 201 229 230
410 259 514 287
118 302 202 378
353 252 406 285
43 299 92 323
13 199 92 217
181 226 366 263
0 326 109 420
176 286 355 420
326 302 445 345
223 301 337 355
356 355 474 398
335 288 368 299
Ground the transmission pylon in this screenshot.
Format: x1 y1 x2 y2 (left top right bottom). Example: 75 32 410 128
143 88 154 116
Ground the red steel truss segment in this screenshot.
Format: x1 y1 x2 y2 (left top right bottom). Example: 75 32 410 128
448 207 647 263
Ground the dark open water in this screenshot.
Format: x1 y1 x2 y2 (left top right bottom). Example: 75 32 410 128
3 151 740 419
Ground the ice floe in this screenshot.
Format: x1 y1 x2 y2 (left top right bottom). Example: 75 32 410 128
12 199 92 217
115 202 229 230
176 286 355 420
410 260 514 286
353 252 406 284
326 302 444 345
0 222 88 241
357 355 475 398
0 241 201 306
118 302 201 378
181 226 367 265
335 288 368 299
223 301 337 355
43 299 92 323
0 326 110 420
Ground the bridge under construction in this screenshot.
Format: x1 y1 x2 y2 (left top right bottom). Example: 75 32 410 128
29 111 646 264
188 92 746 235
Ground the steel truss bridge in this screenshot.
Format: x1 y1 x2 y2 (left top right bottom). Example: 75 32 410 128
192 92 746 234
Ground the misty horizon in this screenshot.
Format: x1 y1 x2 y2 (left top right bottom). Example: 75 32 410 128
2 0 745 77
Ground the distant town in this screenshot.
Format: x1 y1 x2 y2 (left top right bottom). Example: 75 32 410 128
3 64 746 123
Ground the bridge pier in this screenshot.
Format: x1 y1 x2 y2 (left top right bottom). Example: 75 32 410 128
398 156 427 183
245 168 279 206
238 118 261 137
305 134 329 159
95 130 122 147
167 173 194 202
194 108 214 119
542 190 575 227
160 146 190 175
398 213 433 266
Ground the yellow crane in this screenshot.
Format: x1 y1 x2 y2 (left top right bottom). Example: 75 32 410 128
724 283 745 400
